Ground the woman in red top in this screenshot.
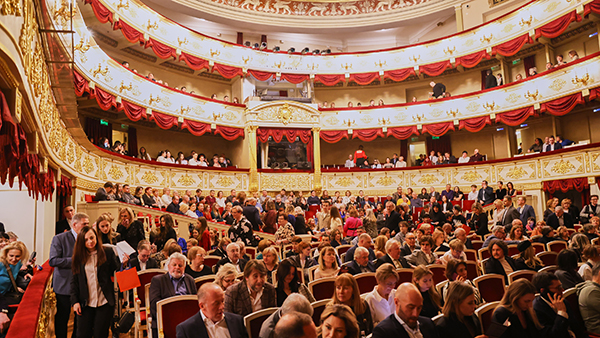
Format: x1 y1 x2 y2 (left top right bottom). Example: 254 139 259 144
354 145 367 164
344 206 363 238
195 217 211 251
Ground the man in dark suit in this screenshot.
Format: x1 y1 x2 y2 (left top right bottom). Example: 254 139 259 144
243 198 263 231
375 239 410 269
129 242 158 271
531 272 588 338
166 195 184 214
400 233 420 256
372 283 439 338
534 226 558 245
477 180 494 206
224 260 277 317
485 69 497 89
452 228 473 250
384 201 401 234
176 283 248 338
214 242 248 273
344 247 376 275
484 239 517 283
542 135 563 152
547 206 574 229
501 196 521 229
94 181 114 201
344 234 376 263
149 252 197 338
55 205 74 235
49 212 89 338
516 196 536 225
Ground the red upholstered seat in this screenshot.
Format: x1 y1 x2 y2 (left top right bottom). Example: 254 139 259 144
465 261 479 280
137 270 166 308
474 274 506 302
157 296 199 338
85 194 94 202
475 301 499 333
203 256 221 268
309 278 336 301
464 250 477 262
532 243 546 254
478 248 491 261
547 241 567 253
507 245 519 257
311 299 330 326
336 245 352 255
139 309 146 322
463 200 475 212
537 251 558 266
563 288 582 323
471 241 483 252
508 270 537 284
427 265 447 284
244 308 277 338
355 273 377 294
396 268 414 287
195 276 216 290
245 247 256 259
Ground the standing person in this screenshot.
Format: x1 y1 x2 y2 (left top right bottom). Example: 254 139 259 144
116 207 145 251
228 206 257 247
71 226 122 338
354 145 367 166
50 212 89 338
517 196 536 225
56 205 75 234
581 195 600 223
477 181 494 206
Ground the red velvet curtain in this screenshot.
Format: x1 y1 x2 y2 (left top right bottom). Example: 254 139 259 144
386 126 419 139
457 50 490 68
181 119 211 136
85 117 112 146
320 130 349 143
315 74 345 86
543 178 589 193
150 112 178 130
383 68 415 82
492 34 532 57
84 0 113 23
422 122 454 136
420 61 452 77
213 63 244 79
540 92 584 116
73 70 89 96
257 128 313 162
145 38 177 59
119 100 146 121
585 0 600 16
459 116 491 132
214 126 244 140
280 74 309 84
348 72 379 85
57 175 72 197
495 106 535 126
535 11 581 40
248 70 274 82
128 127 138 157
114 20 145 44
351 128 385 142
524 55 536 78
92 87 116 111
426 135 451 157
590 87 600 101
179 52 209 71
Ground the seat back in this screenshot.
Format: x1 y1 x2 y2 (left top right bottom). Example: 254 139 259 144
194 275 216 289
308 278 337 301
507 245 519 257
532 243 546 254
245 247 257 259
471 240 484 251
137 269 166 308
336 245 352 256
311 299 330 326
547 240 567 253
464 249 477 262
563 287 583 323
396 268 414 287
478 247 491 261
355 273 377 294
536 251 558 266
539 265 558 274
307 266 318 282
465 261 479 280
244 307 278 338
203 256 221 268
473 274 506 302
507 270 537 284
427 264 447 284
156 295 199 338
475 301 500 333
432 313 444 325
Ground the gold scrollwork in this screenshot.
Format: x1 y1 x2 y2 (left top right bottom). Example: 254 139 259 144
178 174 196 186
1 0 21 16
216 176 235 187
375 60 387 68
335 177 354 187
108 165 124 180
480 34 493 44
344 119 356 127
118 81 132 93
210 49 220 58
148 94 161 105
54 0 75 26
341 63 352 70
519 15 533 27
395 112 407 121
409 55 421 63
461 171 482 182
443 46 456 55
277 103 294 125
325 116 340 125
412 114 426 122
506 166 527 179
550 160 575 175
418 174 438 185
116 0 129 10
572 73 593 86
177 37 188 47
74 37 90 53
483 102 498 111
90 63 109 78
82 156 94 174
375 175 395 186
378 118 391 125
141 171 158 184
146 19 158 31
447 109 460 117
549 78 566 91
360 116 372 124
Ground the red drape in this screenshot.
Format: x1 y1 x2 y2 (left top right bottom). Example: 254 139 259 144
383 68 415 82
145 38 177 59
351 128 385 142
419 61 452 77
585 0 600 16
492 34 532 57
590 87 600 101
179 52 209 71
320 130 349 143
115 20 145 44
535 11 581 40
84 0 113 23
540 92 584 116
280 73 309 84
92 87 116 111
73 70 89 96
543 178 589 193
150 112 178 130
56 175 73 198
257 128 313 162
386 126 419 139
457 50 490 68
459 116 491 132
248 70 274 82
181 119 211 136
119 100 146 121
422 122 455 136
214 126 244 140
348 72 379 85
426 135 452 157
315 74 346 86
213 63 244 79
85 117 112 146
495 106 535 126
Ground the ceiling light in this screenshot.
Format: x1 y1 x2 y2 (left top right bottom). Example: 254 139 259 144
287 47 295 53
301 47 310 55
273 46 281 52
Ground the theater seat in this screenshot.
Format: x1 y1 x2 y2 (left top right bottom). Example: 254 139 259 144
474 274 506 303
507 270 537 284
478 248 491 261
203 256 221 269
427 264 447 284
156 295 199 338
396 268 414 287
336 245 352 256
245 246 257 259
244 307 278 338
546 240 567 253
311 299 330 326
194 275 216 290
475 301 500 333
465 261 479 280
539 265 558 274
355 272 377 294
563 287 583 323
464 249 477 262
471 240 484 251
507 245 519 257
309 277 337 301
532 243 546 254
135 269 166 338
536 251 558 266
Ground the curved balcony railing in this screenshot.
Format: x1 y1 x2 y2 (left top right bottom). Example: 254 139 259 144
78 0 598 83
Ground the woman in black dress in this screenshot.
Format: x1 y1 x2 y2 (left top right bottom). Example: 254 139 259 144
412 265 441 318
495 181 507 200
116 207 145 251
469 203 489 236
436 281 485 338
184 246 212 278
490 279 543 338
150 214 177 252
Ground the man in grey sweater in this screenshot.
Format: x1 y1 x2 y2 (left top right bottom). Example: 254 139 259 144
577 263 600 335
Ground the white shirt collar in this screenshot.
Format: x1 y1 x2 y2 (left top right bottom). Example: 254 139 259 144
71 228 78 240
395 312 421 336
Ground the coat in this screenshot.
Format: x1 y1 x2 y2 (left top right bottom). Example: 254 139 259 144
149 273 197 329
484 256 517 283
477 186 495 206
70 247 119 308
49 230 77 295
533 295 588 338
343 260 375 275
176 312 248 338
518 204 536 224
547 212 575 229
224 279 277 317
374 254 410 269
435 313 482 338
372 314 439 338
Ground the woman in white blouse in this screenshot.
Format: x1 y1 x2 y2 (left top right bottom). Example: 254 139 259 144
215 191 226 208
488 199 505 229
314 246 340 280
156 150 168 163
165 150 175 163
364 263 399 325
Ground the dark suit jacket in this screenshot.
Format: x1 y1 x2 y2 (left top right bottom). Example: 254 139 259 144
491 306 542 338
502 205 521 227
149 273 197 328
345 245 376 263
374 254 410 269
477 187 494 205
484 256 517 283
95 187 112 201
400 243 418 257
533 295 588 338
372 314 439 338
286 255 317 271
49 230 77 295
166 202 183 214
547 212 574 229
435 314 482 338
224 279 276 317
385 211 401 234
71 247 119 307
518 204 536 224
176 312 248 338
213 257 248 274
55 219 70 235
243 205 263 231
542 143 563 152
485 74 498 89
344 260 375 275
130 256 159 271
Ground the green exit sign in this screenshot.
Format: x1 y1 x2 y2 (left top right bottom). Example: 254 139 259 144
411 137 419 142
432 136 440 139
100 119 108 126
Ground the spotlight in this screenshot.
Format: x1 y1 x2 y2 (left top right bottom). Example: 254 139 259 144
260 42 267 50
301 47 310 55
253 43 260 49
325 48 331 54
312 49 320 55
287 47 295 53
273 46 280 52
244 41 251 47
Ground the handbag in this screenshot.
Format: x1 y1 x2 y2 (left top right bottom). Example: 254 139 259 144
115 311 135 333
3 263 22 302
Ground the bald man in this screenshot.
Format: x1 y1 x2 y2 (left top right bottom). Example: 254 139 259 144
176 283 248 338
372 283 439 338
273 313 317 338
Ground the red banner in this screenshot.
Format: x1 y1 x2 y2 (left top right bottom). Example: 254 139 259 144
383 68 415 82
320 130 349 143
494 106 535 126
419 61 452 77
351 128 385 142
214 125 244 140
348 72 379 85
422 122 454 136
248 70 274 82
93 87 116 111
179 52 209 71
257 128 311 143
543 178 589 193
84 0 113 23
459 116 491 132
457 50 490 68
115 20 145 44
535 11 581 40
386 126 419 140
540 92 584 116
73 70 89 96
492 34 532 57
315 74 346 86
119 100 146 121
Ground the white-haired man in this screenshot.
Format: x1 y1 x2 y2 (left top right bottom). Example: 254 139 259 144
214 242 248 273
345 246 375 275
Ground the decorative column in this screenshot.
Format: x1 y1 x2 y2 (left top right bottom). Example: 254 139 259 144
312 127 322 193
246 125 259 193
455 4 464 32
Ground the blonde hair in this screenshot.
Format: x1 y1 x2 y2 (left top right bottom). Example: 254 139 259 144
497 279 542 329
187 246 205 261
412 265 441 308
214 263 239 290
262 246 279 262
95 213 118 244
519 245 542 269
374 235 387 253
0 241 29 265
329 273 366 315
118 206 137 224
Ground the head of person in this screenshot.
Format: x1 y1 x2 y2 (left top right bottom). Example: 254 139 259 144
394 283 424 329
137 242 151 263
63 205 75 221
277 259 299 290
375 263 399 299
448 239 465 258
412 265 435 293
187 246 206 267
0 241 28 267
493 225 506 240
532 272 563 301
166 252 187 279
445 259 468 281
404 232 416 248
275 313 318 338
226 242 240 263
231 205 243 220
354 246 370 267
71 212 90 234
244 260 267 293
419 235 434 254
118 207 135 228
557 249 579 272
319 304 360 338
357 233 371 248
319 246 339 270
489 239 508 260
385 239 401 260
215 263 238 290
197 283 226 323
442 281 477 319
454 228 467 243
262 246 279 266
541 226 555 238
498 279 540 328
332 273 363 313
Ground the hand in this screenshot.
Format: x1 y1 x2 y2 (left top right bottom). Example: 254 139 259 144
24 274 32 280
17 287 24 293
550 293 567 313
0 312 9 332
122 254 130 265
456 275 466 283
73 303 82 316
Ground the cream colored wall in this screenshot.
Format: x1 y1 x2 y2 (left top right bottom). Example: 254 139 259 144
416 16 457 43
462 0 527 30
320 137 402 166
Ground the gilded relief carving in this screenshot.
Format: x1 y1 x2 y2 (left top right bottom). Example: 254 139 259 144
257 103 313 124
550 160 575 175
216 176 235 187
506 166 527 180
260 174 312 191
178 174 196 186
375 175 395 187
549 78 567 91
108 165 124 180
461 171 482 182
141 171 159 184
418 174 438 185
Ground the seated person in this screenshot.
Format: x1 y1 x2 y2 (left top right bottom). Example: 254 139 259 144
129 241 158 271
344 234 376 262
440 260 481 306
435 282 484 338
491 279 541 338
579 244 600 281
399 232 419 257
514 240 543 271
429 81 446 99
224 260 276 317
214 242 248 273
314 246 340 280
329 273 374 336
439 239 467 266
287 241 317 273
578 263 600 335
484 239 517 283
555 249 584 290
412 265 441 318
259 294 314 338
213 237 231 258
185 246 212 278
364 264 399 325
374 239 410 269
214 263 239 291
343 247 375 275
274 260 315 307
406 235 439 266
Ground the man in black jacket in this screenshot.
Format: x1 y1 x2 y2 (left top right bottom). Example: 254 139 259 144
129 242 158 271
372 283 439 338
501 196 521 229
343 247 375 275
484 69 497 89
242 198 263 231
484 239 517 283
95 181 114 201
375 239 410 269
166 195 184 214
55 205 74 234
384 201 401 235
547 206 574 229
477 180 494 206
531 272 588 338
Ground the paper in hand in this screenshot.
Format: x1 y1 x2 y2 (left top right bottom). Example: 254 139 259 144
116 241 135 263
485 320 509 338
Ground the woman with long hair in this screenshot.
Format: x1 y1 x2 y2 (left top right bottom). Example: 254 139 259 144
412 265 441 318
262 246 279 284
71 226 120 338
556 225 570 242
469 203 489 236
210 203 222 221
436 282 485 338
489 199 505 228
262 201 278 234
543 198 559 223
315 246 340 280
215 191 226 208
150 214 177 252
116 206 145 251
318 304 360 338
440 260 481 306
571 233 591 261
275 260 315 306
491 279 543 338
329 273 373 336
330 206 343 233
138 147 151 161
508 224 528 242
0 241 30 304
362 208 378 239
344 207 362 239
95 213 120 245
514 241 543 271
195 217 211 251
555 249 584 289
578 244 600 281
506 182 517 197
185 246 212 278
373 235 387 259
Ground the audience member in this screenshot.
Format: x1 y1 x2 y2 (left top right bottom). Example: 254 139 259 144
440 260 481 305
185 246 212 278
579 244 600 281
555 249 584 289
411 265 441 318
491 279 541 338
329 273 373 335
429 81 446 99
259 293 313 338
214 242 248 273
365 264 399 325
214 263 239 291
228 205 257 247
275 260 315 306
406 235 438 266
514 240 543 271
577 263 600 335
484 240 517 283
273 312 317 338
435 282 484 338
314 246 340 279
95 182 114 201
547 206 574 229
129 242 158 271
477 180 494 206
55 205 74 234
318 304 360 338
375 239 410 269
344 247 375 275
224 259 276 317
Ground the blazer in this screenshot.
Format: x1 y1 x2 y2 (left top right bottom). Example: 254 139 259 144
518 204 536 225
374 254 411 269
484 256 517 283
485 74 498 89
94 187 112 201
547 212 574 229
149 273 197 329
542 143 563 152
176 311 248 338
400 243 419 257
70 247 119 308
384 211 401 234
532 295 588 338
286 255 317 271
55 219 70 235
502 206 521 227
435 313 482 338
491 306 542 338
243 205 263 231
372 314 439 338
213 257 248 274
477 187 495 205
343 260 375 275
129 256 158 272
224 279 277 317
344 245 376 263
49 230 77 295
406 250 438 267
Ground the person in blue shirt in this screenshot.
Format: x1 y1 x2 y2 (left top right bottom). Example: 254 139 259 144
0 241 31 303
